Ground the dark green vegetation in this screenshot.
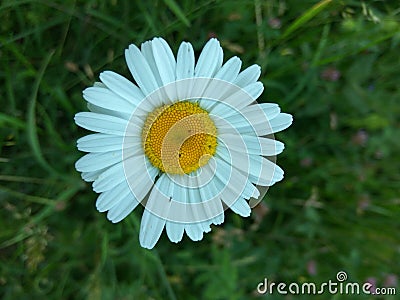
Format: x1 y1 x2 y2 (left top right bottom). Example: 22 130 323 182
1 0 399 299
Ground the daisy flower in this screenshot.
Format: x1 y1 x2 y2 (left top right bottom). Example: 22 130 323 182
75 37 293 249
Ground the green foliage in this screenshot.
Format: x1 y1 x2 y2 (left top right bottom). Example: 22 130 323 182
1 0 399 299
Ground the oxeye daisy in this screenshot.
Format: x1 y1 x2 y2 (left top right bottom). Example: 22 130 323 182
74 37 293 249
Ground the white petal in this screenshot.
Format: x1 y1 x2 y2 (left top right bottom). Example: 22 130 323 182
141 40 163 88
75 112 128 136
126 159 159 201
165 173 217 232
175 78 195 102
248 156 284 186
210 81 263 117
175 43 196 104
141 41 178 103
199 78 241 111
210 170 241 209
222 104 280 135
124 115 147 144
166 175 189 223
269 113 293 133
245 136 285 156
249 156 284 186
210 212 224 225
96 180 131 212
96 161 155 216
219 133 285 156
239 103 281 122
234 64 261 88
224 166 259 200
166 221 185 243
99 71 144 105
236 81 264 108
151 38 176 85
139 174 173 249
92 161 125 192
195 38 223 78
75 150 121 172
187 77 212 101
207 102 235 120
213 156 254 206
107 193 139 223
214 56 242 82
230 198 251 217
213 141 261 201
187 174 208 222
81 168 105 182
243 179 260 199
77 134 139 153
185 223 204 241
216 143 284 186
176 42 195 80
83 86 135 113
196 165 225 222
93 155 154 195
125 44 159 95
184 178 206 241
139 212 165 249
215 109 291 137
196 164 226 227
87 103 131 120
170 174 188 204
202 222 212 233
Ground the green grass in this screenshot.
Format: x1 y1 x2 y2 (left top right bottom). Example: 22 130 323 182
1 0 399 299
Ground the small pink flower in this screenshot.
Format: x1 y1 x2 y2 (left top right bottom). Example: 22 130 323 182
268 18 282 29
307 260 317 276
321 67 341 82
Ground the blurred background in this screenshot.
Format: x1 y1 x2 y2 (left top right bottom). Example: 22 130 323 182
1 0 399 299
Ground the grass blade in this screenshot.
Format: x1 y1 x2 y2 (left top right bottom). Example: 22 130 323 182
163 0 191 27
0 113 25 129
282 0 332 39
27 50 58 175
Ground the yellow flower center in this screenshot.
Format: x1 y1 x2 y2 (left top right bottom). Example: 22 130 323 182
142 101 217 175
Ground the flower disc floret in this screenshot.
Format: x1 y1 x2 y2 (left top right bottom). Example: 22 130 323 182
142 101 217 174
